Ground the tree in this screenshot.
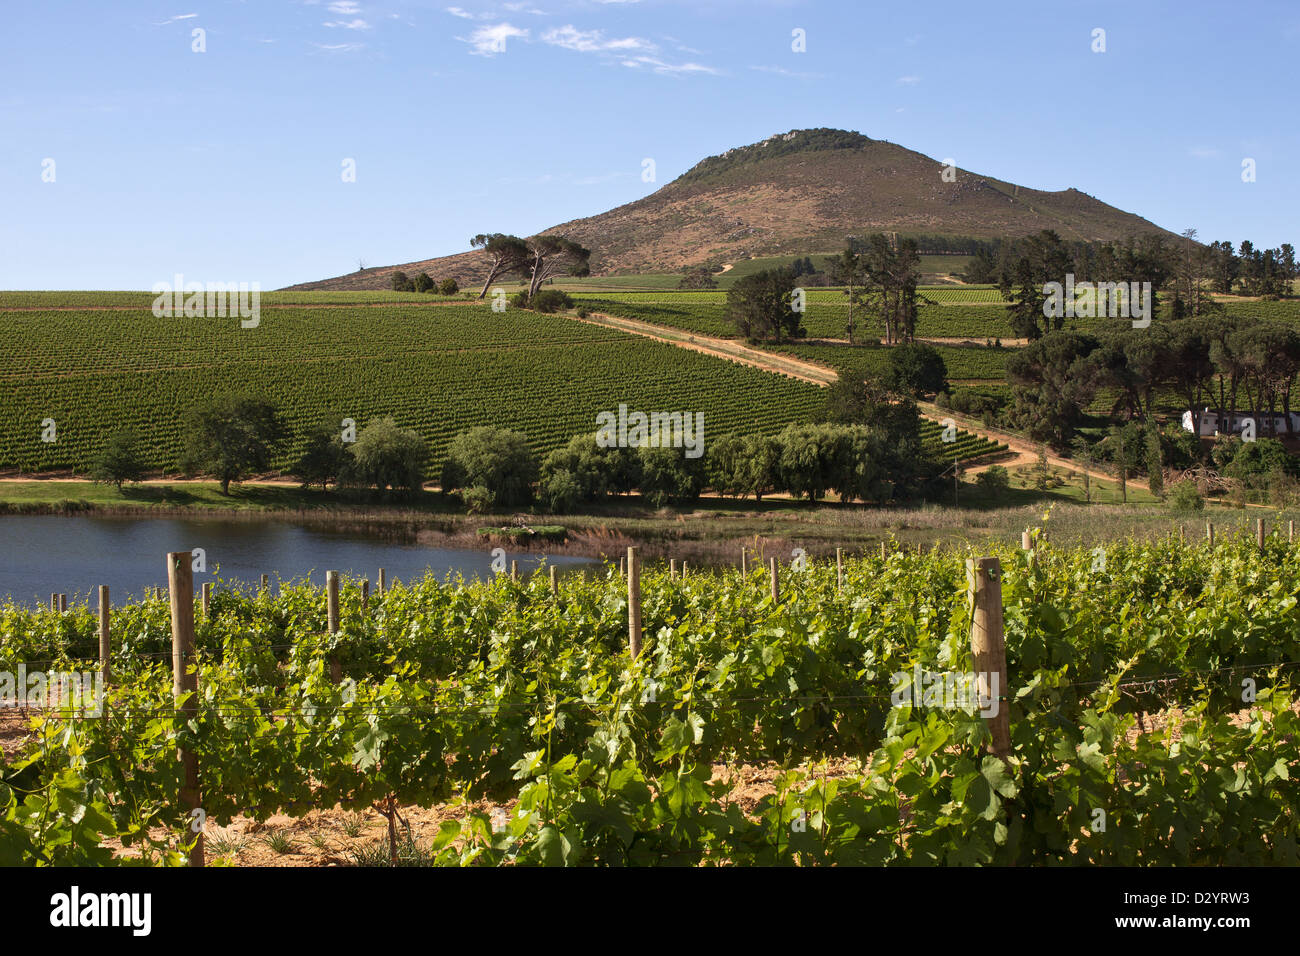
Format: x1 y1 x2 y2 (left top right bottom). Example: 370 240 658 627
470 233 531 299
1070 435 1099 504
828 242 867 343
885 343 948 398
740 434 782 501
347 418 427 495
1207 240 1239 294
637 445 704 508
1162 317 1216 440
1005 332 1101 448
391 271 415 292
1004 230 1074 340
678 267 717 290
1099 421 1145 504
858 234 928 344
705 433 748 497
524 236 591 299
180 396 288 495
440 427 538 507
292 422 350 491
776 424 844 502
438 278 459 296
1145 422 1165 498
528 289 573 313
413 272 435 293
726 268 805 343
538 433 630 507
89 429 145 491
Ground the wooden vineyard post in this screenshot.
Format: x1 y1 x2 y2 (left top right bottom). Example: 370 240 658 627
681 561 688 578
378 568 386 594
167 551 204 868
1206 522 1215 548
769 557 779 604
618 556 625 578
1021 529 1032 552
59 593 67 612
98 585 111 689
669 559 677 579
836 548 843 590
1257 518 1266 553
550 565 558 595
880 541 888 560
50 593 58 612
627 547 642 658
511 560 518 582
326 571 341 683
201 582 211 617
967 556 1011 761
260 574 268 593
361 579 370 612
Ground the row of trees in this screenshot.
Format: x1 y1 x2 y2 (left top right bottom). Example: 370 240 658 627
962 231 1296 300
983 229 1296 340
90 375 945 511
724 234 930 345
89 397 430 496
391 271 459 295
471 233 591 299
1004 315 1300 450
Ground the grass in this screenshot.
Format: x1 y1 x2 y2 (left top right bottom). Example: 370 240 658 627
346 834 440 867
208 828 250 859
264 830 297 854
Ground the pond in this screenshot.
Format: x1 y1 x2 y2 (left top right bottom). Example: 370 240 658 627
0 515 599 607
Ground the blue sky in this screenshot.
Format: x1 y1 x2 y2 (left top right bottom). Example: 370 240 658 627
2 0 1297 289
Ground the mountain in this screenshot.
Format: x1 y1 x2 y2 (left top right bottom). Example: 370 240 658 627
285 128 1178 291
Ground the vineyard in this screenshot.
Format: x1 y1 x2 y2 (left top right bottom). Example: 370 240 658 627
771 341 1012 384
577 296 1015 341
0 305 827 473
2 530 1297 865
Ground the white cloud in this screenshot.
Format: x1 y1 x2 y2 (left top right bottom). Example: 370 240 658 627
446 6 476 18
461 23 529 56
155 13 198 25
750 65 823 79
542 25 653 53
895 75 921 85
312 42 365 52
622 55 720 75
328 1 362 13
324 18 370 29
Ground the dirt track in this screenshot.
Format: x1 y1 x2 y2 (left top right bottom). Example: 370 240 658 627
574 312 1111 483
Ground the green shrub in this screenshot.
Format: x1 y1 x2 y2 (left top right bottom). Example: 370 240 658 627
1168 480 1204 513
975 465 1010 492
461 485 494 515
530 290 574 313
440 426 538 508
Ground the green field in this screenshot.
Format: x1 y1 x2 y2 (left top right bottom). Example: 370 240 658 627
0 304 828 474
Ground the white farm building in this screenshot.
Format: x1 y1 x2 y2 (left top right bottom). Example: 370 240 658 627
1181 408 1300 438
